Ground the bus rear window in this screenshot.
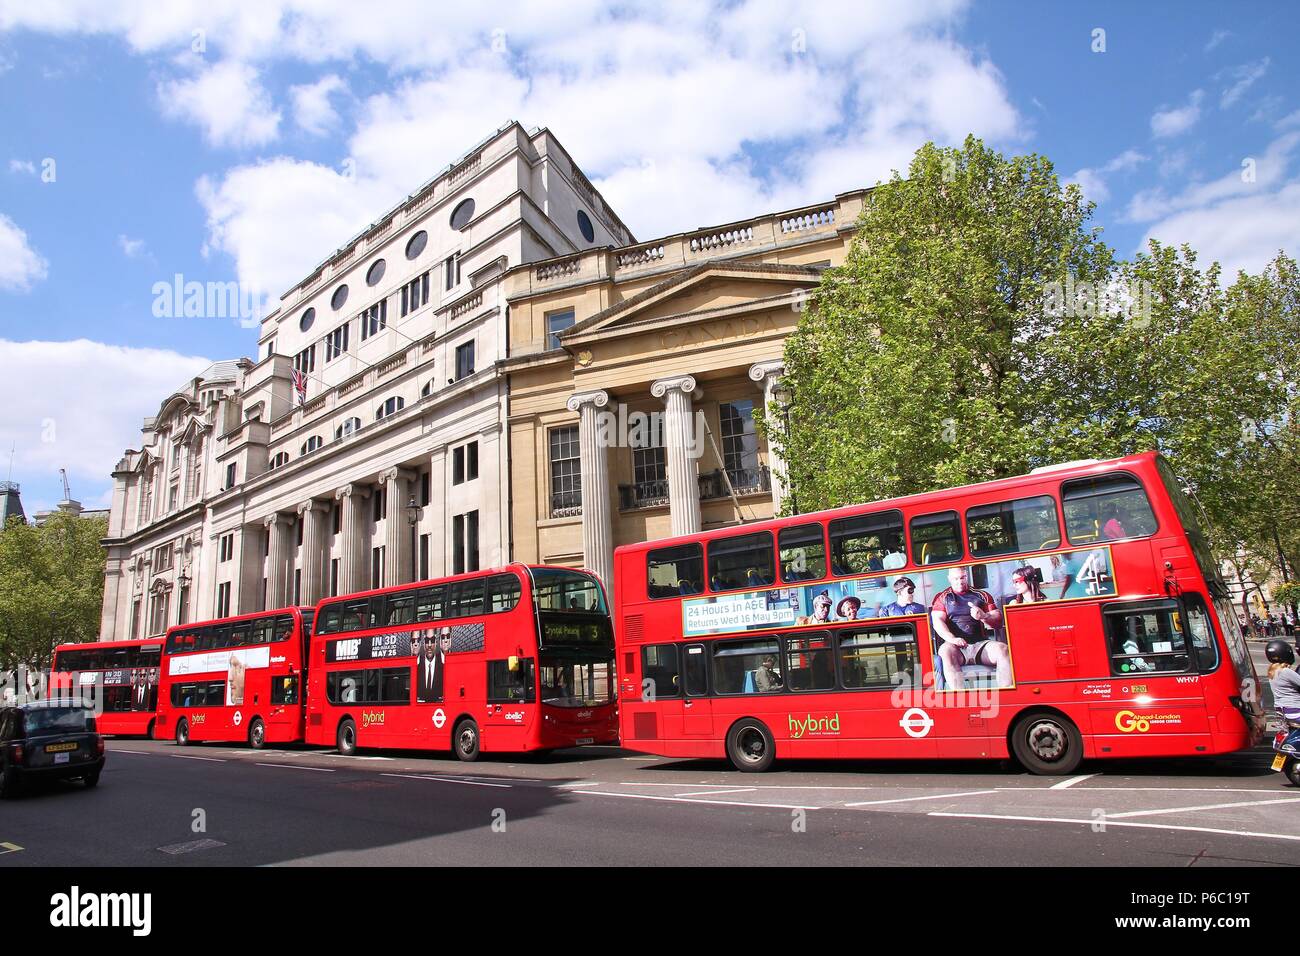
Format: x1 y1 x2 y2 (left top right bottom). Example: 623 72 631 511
1062 473 1157 544
647 544 703 598
966 495 1061 558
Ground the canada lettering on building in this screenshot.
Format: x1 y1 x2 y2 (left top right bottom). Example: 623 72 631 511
659 314 778 350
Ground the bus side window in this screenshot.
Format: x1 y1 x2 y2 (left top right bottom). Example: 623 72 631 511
779 523 827 583
829 511 905 577
909 511 963 566
706 532 775 592
646 544 703 599
1062 473 1158 544
640 644 681 700
1182 594 1220 673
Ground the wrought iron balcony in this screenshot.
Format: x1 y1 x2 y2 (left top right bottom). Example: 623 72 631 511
700 465 771 500
549 489 583 518
618 478 670 511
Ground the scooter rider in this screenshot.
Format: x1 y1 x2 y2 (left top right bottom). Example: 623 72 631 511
1266 639 1300 724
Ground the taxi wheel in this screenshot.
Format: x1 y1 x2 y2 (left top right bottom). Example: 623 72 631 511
0 768 18 799
454 719 481 762
248 718 266 750
84 770 101 789
1011 711 1083 776
174 718 190 747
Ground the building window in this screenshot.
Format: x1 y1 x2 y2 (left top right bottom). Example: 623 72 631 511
299 307 316 333
375 396 406 421
216 581 231 619
268 452 290 471
153 543 173 573
360 298 387 340
177 585 190 626
421 379 436 398
148 592 170 635
293 344 316 376
452 511 479 575
545 308 575 350
301 435 323 455
419 534 430 581
405 230 427 260
420 471 431 507
335 417 362 440
373 487 387 522
549 426 581 517
325 324 350 362
371 546 385 589
719 399 762 491
294 568 301 606
454 341 475 380
331 284 349 311
330 558 340 597
449 197 475 230
444 253 461 291
400 272 430 317
130 599 142 638
576 210 595 243
219 533 234 563
366 258 386 287
626 415 666 508
224 462 237 490
168 483 179 511
452 441 479 485
332 503 342 535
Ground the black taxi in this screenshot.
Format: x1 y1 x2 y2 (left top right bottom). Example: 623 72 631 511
0 701 105 797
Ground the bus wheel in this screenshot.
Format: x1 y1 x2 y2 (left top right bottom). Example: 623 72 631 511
174 718 190 747
726 718 775 773
336 718 357 757
146 719 155 739
454 719 481 762
248 718 266 750
1011 712 1083 776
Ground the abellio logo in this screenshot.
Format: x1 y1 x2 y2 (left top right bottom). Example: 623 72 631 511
50 886 151 937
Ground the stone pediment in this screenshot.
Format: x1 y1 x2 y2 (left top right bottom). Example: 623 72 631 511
560 262 822 345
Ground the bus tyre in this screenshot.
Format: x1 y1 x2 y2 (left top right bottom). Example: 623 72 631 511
146 719 155 739
337 718 357 757
726 718 775 773
454 719 481 762
174 718 189 747
1011 712 1083 776
248 718 266 750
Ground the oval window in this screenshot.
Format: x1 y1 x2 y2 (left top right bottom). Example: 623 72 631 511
577 210 595 243
331 284 349 310
449 197 476 231
405 230 428 260
299 307 316 332
366 259 386 287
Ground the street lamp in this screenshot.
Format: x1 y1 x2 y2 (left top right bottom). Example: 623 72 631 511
771 380 799 516
407 495 421 583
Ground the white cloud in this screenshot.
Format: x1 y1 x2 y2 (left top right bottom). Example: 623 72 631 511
1151 90 1203 139
1204 29 1231 53
158 60 281 148
117 234 147 258
0 213 49 291
1066 149 1148 206
1219 57 1269 109
0 339 211 502
290 73 347 136
1126 131 1297 222
8 158 35 175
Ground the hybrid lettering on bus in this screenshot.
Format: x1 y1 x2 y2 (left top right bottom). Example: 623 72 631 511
306 564 617 760
157 607 314 748
613 452 1264 774
50 639 162 736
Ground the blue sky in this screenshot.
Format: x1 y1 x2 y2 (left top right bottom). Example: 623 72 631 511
0 1 1296 515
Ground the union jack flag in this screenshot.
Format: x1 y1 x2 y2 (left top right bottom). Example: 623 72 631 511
291 367 307 406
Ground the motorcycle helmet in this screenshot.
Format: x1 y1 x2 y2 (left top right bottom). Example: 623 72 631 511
1265 639 1296 665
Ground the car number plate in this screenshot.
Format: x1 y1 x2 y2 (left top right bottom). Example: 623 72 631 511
54 752 70 764
45 742 77 753
575 737 594 745
1272 754 1288 771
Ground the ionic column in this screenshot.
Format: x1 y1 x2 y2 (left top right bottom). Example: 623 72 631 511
334 484 370 595
651 374 702 537
566 389 613 589
264 513 294 609
297 499 330 605
382 467 417 586
748 360 789 515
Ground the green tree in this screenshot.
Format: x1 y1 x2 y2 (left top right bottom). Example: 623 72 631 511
773 137 1298 581
0 511 107 692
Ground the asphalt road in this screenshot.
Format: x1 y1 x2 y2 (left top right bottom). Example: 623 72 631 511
1 640 1294 868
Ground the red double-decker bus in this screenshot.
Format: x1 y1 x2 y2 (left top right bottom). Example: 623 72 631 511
613 452 1265 774
156 607 314 748
50 639 163 736
305 564 617 760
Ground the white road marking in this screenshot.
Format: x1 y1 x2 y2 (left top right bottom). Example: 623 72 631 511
110 749 154 755
169 753 227 763
928 811 1300 843
255 762 335 772
577 790 820 810
674 787 757 797
0 842 23 854
618 782 885 790
994 786 1276 794
1050 773 1100 790
1109 797 1300 819
556 781 603 788
845 790 998 807
381 773 511 788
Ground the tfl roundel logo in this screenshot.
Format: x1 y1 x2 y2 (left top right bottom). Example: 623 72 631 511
898 708 934 738
1114 710 1151 733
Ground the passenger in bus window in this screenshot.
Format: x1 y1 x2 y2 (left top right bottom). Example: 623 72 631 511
931 566 1011 689
1102 505 1126 540
755 656 783 692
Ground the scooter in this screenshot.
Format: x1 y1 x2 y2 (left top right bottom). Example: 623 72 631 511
1272 715 1300 786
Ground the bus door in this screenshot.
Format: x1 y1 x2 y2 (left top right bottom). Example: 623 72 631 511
679 643 712 736
484 656 535 747
916 620 990 760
